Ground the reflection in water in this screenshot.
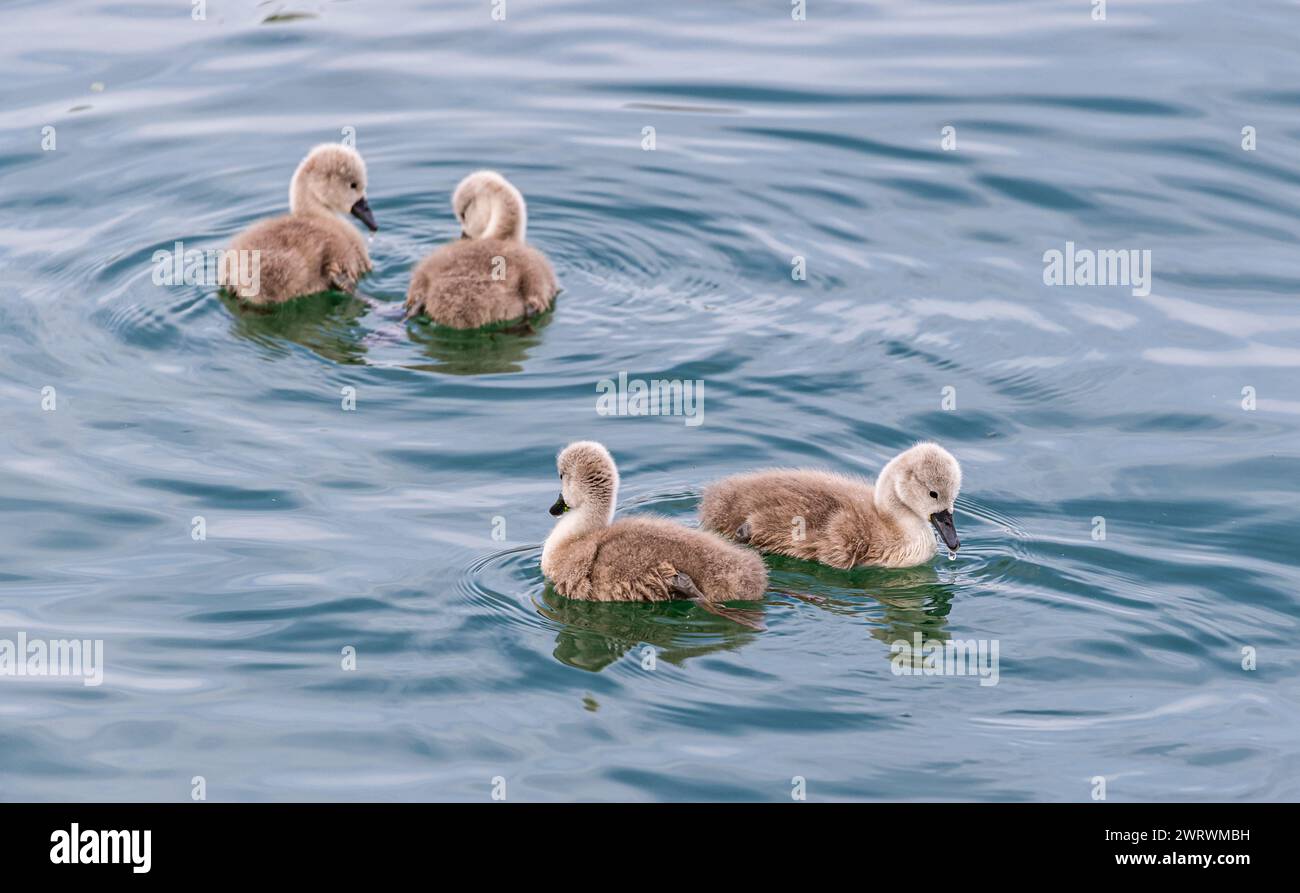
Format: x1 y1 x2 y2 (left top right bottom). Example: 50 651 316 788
220 289 554 374
220 290 373 365
406 310 553 375
869 587 954 651
535 584 760 672
765 555 957 657
533 554 957 673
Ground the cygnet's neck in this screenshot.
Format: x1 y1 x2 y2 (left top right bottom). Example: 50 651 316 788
874 459 931 544
541 494 614 564
479 186 526 242
289 174 332 219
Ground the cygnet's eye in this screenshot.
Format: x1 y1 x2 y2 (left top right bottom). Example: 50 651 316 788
929 490 938 499
350 181 358 190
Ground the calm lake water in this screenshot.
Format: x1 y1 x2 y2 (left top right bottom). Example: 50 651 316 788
2 0 1298 802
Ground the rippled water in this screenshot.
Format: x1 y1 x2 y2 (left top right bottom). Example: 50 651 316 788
2 0 1298 801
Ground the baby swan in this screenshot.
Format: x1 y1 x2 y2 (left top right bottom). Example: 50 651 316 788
541 441 768 603
700 442 963 569
222 144 377 304
405 171 558 328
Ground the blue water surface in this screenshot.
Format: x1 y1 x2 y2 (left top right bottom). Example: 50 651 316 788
1 0 1298 801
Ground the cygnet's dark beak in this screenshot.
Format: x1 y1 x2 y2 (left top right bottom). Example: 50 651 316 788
549 495 568 516
929 509 960 551
350 196 378 232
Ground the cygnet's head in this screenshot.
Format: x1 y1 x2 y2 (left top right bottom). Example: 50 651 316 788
880 442 963 550
452 170 526 242
290 143 377 231
549 441 619 522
